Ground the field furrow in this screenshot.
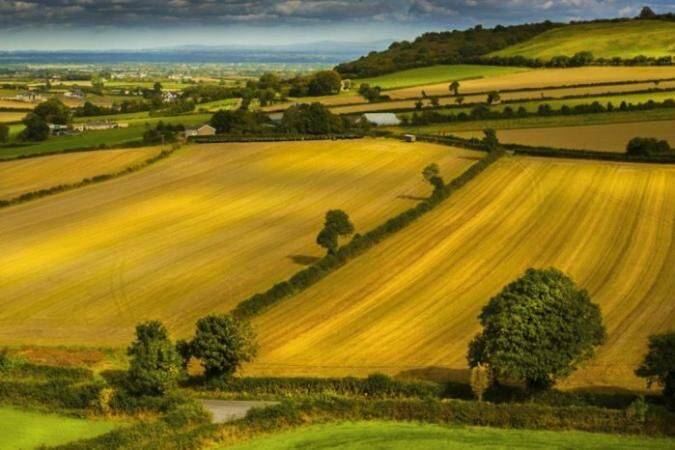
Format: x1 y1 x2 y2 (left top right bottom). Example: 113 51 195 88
0 139 477 345
248 156 675 390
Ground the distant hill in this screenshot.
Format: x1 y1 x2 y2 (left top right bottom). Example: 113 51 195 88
335 22 560 79
336 15 675 79
491 20 675 60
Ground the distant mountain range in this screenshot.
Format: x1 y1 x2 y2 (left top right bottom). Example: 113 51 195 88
0 40 392 65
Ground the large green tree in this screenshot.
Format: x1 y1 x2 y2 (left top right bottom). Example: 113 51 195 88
308 70 342 96
126 321 184 396
19 113 50 142
190 314 258 378
33 97 71 124
635 332 674 410
422 163 444 196
468 268 606 390
316 209 355 255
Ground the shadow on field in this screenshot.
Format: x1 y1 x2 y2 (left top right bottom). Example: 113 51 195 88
397 366 470 384
397 194 428 201
288 254 321 266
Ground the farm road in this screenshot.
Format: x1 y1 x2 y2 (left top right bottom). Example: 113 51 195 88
199 399 279 423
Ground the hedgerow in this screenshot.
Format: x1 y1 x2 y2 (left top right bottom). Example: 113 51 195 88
232 147 502 319
0 145 178 209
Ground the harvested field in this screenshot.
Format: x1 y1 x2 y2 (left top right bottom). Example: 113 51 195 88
248 156 675 390
452 120 675 153
387 67 675 99
0 111 25 123
0 139 478 345
0 146 163 200
0 99 34 110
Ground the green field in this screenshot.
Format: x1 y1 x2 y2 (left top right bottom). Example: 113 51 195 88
1 113 210 159
492 20 675 60
224 422 675 450
0 406 117 449
396 109 675 136
357 65 528 90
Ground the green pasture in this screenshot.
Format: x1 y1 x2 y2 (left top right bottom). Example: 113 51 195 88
224 421 675 450
356 65 528 90
491 20 675 60
395 108 675 135
0 406 117 449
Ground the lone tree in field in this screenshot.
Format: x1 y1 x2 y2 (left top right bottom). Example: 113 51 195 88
482 128 499 152
449 81 460 96
316 209 355 255
468 268 606 390
190 314 258 378
486 91 501 105
636 332 675 410
126 321 184 396
422 163 444 196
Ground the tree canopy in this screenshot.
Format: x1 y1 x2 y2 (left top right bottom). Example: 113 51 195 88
33 97 71 124
626 137 672 156
468 268 606 389
126 321 184 396
316 209 355 254
635 332 674 409
190 314 258 378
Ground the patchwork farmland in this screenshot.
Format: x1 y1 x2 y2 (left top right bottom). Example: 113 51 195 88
0 139 477 345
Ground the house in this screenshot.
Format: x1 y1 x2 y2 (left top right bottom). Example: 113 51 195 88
185 124 216 137
47 123 69 136
403 134 417 143
162 91 179 103
64 88 85 100
268 112 283 123
362 113 401 126
15 91 44 103
84 120 118 131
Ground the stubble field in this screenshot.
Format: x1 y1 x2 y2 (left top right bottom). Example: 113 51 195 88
0 146 163 200
248 156 675 390
0 139 477 345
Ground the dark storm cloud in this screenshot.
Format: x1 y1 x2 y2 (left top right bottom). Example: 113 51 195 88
1 0 673 28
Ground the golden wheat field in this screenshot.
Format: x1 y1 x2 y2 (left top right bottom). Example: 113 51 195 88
0 111 26 123
387 66 675 99
247 156 675 390
0 139 478 345
0 147 163 200
452 120 675 153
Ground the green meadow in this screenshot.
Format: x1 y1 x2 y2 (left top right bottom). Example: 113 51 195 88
224 422 675 450
492 20 675 60
356 65 528 90
0 406 117 449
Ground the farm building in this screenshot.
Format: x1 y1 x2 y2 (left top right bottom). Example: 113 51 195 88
362 113 401 126
162 91 179 103
15 92 44 103
47 124 69 136
185 124 216 137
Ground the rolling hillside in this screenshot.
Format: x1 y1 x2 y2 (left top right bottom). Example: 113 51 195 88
0 139 477 345
248 156 675 390
491 20 675 60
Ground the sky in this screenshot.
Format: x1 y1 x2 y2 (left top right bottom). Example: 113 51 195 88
1 0 674 50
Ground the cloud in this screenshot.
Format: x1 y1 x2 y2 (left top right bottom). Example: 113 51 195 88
0 0 672 30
